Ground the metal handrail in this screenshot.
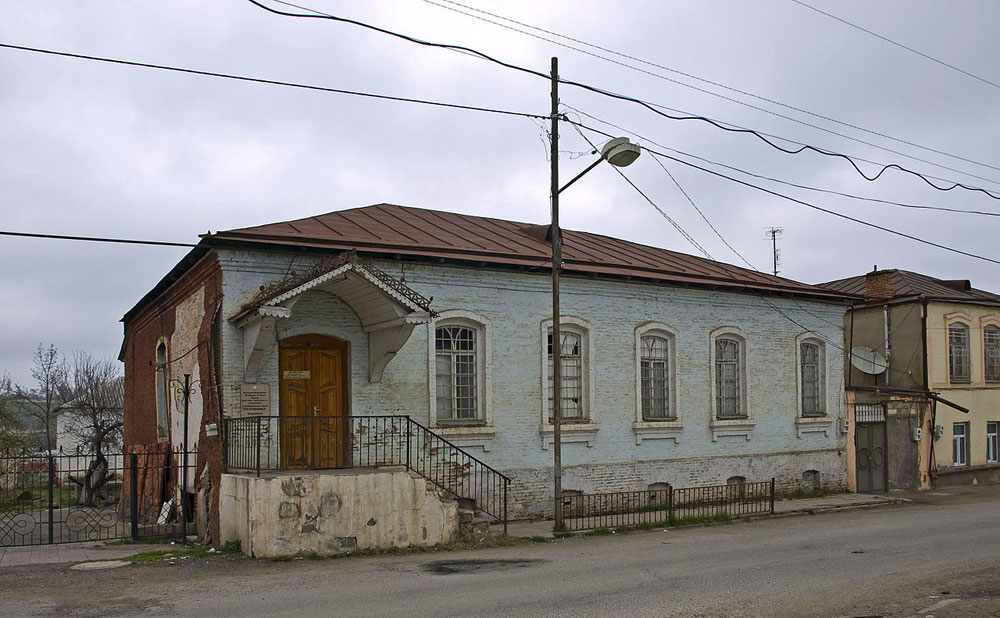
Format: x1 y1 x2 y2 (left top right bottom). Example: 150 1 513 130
221 415 509 532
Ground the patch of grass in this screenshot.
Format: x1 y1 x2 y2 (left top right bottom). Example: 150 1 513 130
614 525 632 535
590 527 613 536
526 535 551 543
220 539 241 553
0 484 88 513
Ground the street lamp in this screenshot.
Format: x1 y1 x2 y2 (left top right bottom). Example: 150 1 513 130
549 57 641 531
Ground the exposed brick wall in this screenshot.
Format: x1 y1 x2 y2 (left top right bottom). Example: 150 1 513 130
122 251 223 542
865 270 895 299
505 450 847 517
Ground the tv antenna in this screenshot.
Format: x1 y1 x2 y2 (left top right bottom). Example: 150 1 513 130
764 227 783 276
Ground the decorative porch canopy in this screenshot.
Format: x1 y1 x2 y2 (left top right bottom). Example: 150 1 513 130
231 251 434 383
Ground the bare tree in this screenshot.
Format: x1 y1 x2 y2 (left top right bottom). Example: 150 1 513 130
58 352 124 506
5 344 67 453
0 373 26 451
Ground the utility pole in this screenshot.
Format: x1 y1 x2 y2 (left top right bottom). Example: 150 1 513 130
764 227 783 276
550 56 563 533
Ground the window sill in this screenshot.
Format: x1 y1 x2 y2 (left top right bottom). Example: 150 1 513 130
633 420 683 445
430 425 497 452
709 418 755 442
795 416 833 438
539 422 599 449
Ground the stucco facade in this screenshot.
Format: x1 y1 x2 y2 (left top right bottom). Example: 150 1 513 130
824 269 1000 492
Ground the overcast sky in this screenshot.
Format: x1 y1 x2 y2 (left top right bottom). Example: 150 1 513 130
2 1 998 385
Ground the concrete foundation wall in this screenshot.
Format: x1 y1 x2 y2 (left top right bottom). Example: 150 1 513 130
506 450 847 516
219 469 458 558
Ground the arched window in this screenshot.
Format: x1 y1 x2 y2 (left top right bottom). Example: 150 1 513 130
155 341 169 441
800 340 825 417
984 325 1000 382
715 337 744 419
548 329 584 420
541 317 592 425
948 322 971 383
435 324 479 422
640 335 672 420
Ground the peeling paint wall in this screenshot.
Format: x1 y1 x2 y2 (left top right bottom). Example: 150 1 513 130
170 285 205 486
219 469 458 557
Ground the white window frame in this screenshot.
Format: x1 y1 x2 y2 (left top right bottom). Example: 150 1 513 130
947 319 972 384
427 311 495 450
539 316 596 449
794 333 834 437
633 323 683 444
987 421 998 464
155 338 170 442
709 326 754 441
953 422 969 467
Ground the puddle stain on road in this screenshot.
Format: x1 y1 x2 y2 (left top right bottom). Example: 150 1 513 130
420 558 546 575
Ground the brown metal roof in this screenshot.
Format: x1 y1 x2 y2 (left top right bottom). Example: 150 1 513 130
207 204 851 301
820 269 1000 306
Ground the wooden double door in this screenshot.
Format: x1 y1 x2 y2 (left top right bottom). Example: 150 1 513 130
279 335 350 470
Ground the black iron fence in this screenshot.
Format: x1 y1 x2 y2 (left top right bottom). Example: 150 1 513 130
222 415 510 530
560 479 775 532
0 446 196 547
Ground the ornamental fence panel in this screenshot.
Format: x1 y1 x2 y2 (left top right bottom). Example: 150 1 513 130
0 446 195 547
560 479 774 532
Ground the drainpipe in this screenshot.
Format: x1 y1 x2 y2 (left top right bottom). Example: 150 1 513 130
883 305 890 387
920 298 929 390
921 298 931 487
847 308 855 389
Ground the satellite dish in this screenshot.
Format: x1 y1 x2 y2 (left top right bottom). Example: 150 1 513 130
851 347 887 374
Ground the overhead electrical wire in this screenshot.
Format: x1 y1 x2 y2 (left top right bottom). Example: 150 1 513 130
791 0 1000 90
0 43 548 121
564 104 1000 218
572 128 853 355
0 230 198 248
248 0 1000 201
571 120 1000 266
421 0 1000 177
572 123 851 333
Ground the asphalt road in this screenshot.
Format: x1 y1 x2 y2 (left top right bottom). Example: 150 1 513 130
3 486 999 618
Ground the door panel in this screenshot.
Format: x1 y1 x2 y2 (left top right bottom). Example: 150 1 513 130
312 349 346 468
280 349 311 469
856 422 887 493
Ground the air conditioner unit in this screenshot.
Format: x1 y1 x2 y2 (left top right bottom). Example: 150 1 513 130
840 419 850 434
934 425 945 439
912 427 922 442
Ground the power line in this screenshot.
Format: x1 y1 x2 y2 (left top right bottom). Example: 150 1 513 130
791 0 1000 90
250 0 1000 200
572 130 853 354
574 126 850 334
0 230 198 248
0 43 548 121
564 104 1000 218
571 121 1000 266
422 0 1000 177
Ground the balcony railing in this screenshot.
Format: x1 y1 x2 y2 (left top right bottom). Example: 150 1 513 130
222 415 510 530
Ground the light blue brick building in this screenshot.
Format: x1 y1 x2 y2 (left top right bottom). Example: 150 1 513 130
124 203 854 531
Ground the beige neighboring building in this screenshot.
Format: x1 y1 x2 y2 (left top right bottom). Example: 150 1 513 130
821 269 1000 492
